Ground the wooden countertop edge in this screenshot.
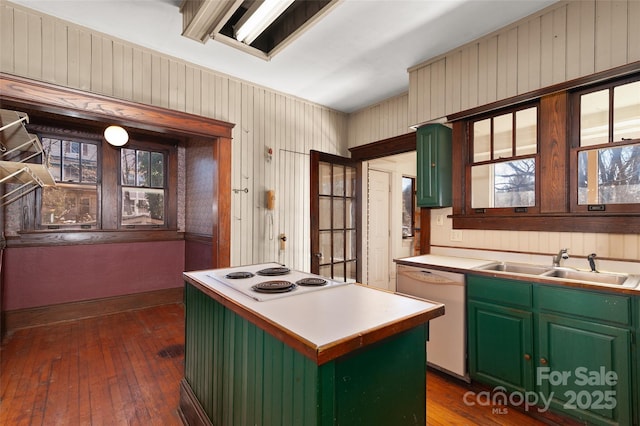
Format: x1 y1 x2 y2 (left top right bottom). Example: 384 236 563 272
183 274 444 365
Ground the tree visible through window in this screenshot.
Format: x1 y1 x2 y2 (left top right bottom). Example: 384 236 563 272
402 176 415 238
576 79 640 207
40 137 99 227
121 148 166 226
470 105 538 210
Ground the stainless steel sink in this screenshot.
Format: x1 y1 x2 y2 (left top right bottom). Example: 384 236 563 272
474 262 639 288
477 262 552 275
541 267 635 286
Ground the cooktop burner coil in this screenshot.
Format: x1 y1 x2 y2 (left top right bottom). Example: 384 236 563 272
225 271 255 279
296 277 327 286
251 280 296 293
256 267 291 276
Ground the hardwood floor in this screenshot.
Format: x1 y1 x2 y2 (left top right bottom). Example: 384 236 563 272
1 303 575 425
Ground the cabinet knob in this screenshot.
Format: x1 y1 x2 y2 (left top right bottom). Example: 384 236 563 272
540 358 548 365
431 163 436 167
524 353 531 361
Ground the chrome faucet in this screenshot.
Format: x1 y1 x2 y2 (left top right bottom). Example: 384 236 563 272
552 248 569 267
588 253 598 272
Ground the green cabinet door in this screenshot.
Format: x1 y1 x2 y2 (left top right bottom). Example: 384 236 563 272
416 123 452 207
538 313 632 426
468 300 535 394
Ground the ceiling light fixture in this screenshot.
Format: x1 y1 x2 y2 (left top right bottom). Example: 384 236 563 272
235 0 295 45
104 125 129 147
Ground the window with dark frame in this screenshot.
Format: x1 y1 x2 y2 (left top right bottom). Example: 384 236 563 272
571 76 640 212
469 104 539 212
402 176 415 238
40 136 100 228
120 147 167 227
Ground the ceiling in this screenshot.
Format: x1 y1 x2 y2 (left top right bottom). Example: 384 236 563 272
10 0 558 113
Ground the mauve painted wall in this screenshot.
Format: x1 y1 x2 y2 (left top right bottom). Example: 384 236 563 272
2 240 185 311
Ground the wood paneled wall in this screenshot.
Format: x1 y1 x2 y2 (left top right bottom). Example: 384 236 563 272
408 0 640 127
347 0 640 261
0 2 348 269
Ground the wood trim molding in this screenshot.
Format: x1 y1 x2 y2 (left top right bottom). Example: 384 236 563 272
349 132 416 161
179 379 213 426
185 232 214 245
0 73 233 263
0 73 234 139
6 230 185 247
2 287 183 332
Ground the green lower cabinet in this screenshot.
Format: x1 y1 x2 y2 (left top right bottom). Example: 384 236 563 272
467 275 638 426
468 300 534 394
538 313 632 425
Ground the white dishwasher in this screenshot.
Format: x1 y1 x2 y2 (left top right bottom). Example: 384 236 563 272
396 264 468 381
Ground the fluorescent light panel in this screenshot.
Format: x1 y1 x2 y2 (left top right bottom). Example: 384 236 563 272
235 0 295 44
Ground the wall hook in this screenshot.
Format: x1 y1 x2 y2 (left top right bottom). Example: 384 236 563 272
233 187 249 194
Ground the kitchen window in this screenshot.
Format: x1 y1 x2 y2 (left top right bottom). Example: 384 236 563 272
120 147 166 227
571 76 640 212
469 104 538 212
27 121 177 234
402 176 415 238
40 135 100 229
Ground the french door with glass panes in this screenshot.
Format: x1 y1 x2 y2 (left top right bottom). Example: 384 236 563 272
310 150 360 282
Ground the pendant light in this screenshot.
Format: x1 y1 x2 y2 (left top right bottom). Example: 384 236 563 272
104 125 129 147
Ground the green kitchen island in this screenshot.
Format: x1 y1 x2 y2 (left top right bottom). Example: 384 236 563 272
179 266 445 426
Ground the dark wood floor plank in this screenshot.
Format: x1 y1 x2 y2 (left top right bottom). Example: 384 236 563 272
2 302 578 426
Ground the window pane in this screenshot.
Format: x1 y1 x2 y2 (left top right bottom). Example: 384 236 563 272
136 150 150 187
515 107 537 156
613 81 640 142
333 198 344 229
578 145 640 205
346 230 356 261
345 166 356 197
319 162 331 195
346 260 357 283
150 152 164 188
402 177 414 237
472 159 536 208
42 137 61 181
333 231 344 262
493 113 513 159
41 184 97 225
581 89 609 147
81 143 98 183
62 140 80 182
319 196 331 229
473 119 491 162
121 149 136 185
121 187 164 225
319 231 331 264
345 198 355 229
333 165 345 196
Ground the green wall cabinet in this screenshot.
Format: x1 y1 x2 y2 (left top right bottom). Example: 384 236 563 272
467 275 637 426
416 123 452 207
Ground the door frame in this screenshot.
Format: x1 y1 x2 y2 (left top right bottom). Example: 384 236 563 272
349 132 430 254
310 150 362 279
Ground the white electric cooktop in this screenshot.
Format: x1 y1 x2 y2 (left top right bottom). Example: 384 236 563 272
206 262 350 302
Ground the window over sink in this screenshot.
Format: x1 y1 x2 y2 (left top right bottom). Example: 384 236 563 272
572 77 640 212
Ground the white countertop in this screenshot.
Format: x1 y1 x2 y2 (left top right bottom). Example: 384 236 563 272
184 269 445 363
394 254 494 270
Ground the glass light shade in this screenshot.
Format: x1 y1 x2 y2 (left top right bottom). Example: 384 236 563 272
104 125 129 147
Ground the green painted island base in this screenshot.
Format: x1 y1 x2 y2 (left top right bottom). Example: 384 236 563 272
179 283 430 426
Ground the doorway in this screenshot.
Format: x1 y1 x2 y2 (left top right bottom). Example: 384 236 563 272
364 152 417 290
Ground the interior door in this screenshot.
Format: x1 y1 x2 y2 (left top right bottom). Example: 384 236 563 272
310 150 360 282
